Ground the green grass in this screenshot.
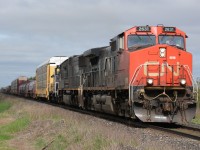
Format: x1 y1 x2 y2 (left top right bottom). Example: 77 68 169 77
0 101 11 113
50 135 69 150
35 134 69 150
0 134 12 141
70 126 83 144
192 107 200 124
192 90 200 124
92 134 108 150
0 141 14 150
192 114 200 124
35 125 84 150
35 138 47 149
0 117 30 141
83 134 109 150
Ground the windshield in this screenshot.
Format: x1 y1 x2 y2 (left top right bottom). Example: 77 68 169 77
159 35 185 50
128 35 156 51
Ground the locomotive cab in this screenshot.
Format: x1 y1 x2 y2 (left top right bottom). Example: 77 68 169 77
126 25 198 124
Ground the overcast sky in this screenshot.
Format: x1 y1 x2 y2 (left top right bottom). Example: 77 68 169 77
0 0 200 87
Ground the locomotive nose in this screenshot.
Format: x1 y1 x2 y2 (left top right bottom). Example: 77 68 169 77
129 45 197 124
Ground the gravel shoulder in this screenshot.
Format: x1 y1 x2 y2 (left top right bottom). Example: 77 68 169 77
0 94 199 150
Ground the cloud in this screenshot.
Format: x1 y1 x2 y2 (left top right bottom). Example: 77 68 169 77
0 0 200 87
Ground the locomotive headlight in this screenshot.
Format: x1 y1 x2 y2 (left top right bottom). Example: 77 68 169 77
180 79 186 86
147 78 153 85
160 48 166 58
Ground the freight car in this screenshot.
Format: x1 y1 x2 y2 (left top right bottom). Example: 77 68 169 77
11 76 27 95
19 82 27 96
56 25 198 124
19 80 36 98
26 80 36 98
36 56 68 100
0 86 11 94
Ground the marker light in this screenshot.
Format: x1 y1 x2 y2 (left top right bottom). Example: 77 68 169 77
160 48 166 58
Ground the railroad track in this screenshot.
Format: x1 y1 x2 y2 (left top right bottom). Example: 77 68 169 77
147 123 200 141
3 94 200 141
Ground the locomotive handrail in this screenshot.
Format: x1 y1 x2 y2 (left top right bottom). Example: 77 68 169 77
183 65 198 102
129 64 144 103
129 64 199 103
129 63 153 103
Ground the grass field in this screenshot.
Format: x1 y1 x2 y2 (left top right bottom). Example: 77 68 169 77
192 90 200 124
0 94 139 150
0 93 199 150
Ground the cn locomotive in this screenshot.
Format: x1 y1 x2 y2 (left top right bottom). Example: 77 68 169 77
7 25 198 124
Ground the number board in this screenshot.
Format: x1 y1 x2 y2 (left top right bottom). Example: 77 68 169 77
163 27 176 32
136 26 151 32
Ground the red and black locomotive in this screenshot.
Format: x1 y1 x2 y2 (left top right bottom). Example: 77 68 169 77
57 25 198 124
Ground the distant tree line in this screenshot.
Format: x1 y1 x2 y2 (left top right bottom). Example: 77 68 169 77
28 76 36 80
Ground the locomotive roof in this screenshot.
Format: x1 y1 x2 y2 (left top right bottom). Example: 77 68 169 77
83 46 109 57
110 25 186 42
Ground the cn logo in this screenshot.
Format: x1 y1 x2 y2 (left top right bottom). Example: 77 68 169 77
143 61 180 77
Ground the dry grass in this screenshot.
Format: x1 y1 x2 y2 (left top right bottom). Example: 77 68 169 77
192 91 200 124
1 93 197 150
192 106 200 124
0 94 139 150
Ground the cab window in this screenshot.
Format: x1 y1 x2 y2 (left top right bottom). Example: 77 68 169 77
159 35 185 50
128 35 156 51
